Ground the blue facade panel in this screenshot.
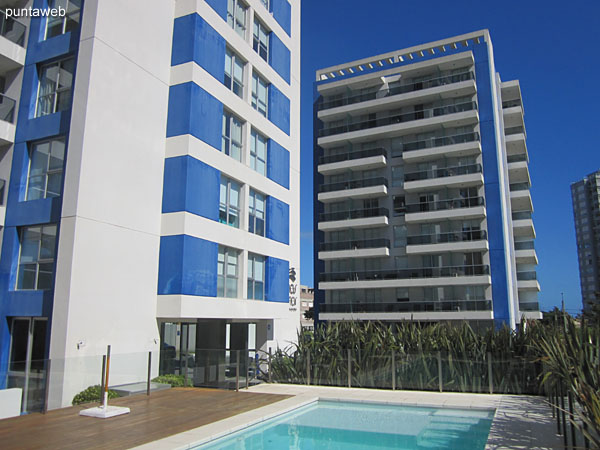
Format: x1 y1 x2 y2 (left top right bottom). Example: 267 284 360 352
166 82 224 149
171 13 226 83
266 196 289 245
205 0 228 20
162 155 220 221
473 42 511 328
158 235 219 297
266 139 290 189
267 84 290 135
268 33 290 84
270 0 291 36
265 256 289 303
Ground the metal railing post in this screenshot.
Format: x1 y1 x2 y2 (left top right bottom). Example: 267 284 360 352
236 350 240 392
487 352 493 394
391 350 396 391
100 355 106 403
43 359 51 414
347 349 351 388
437 351 442 393
245 349 249 390
306 350 310 386
568 390 576 449
268 347 272 383
147 351 152 396
183 351 188 387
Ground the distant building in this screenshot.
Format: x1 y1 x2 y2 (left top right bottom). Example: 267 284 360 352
571 170 600 312
313 30 540 330
300 285 314 329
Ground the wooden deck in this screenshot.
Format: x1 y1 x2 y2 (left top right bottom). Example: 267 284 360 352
0 388 291 450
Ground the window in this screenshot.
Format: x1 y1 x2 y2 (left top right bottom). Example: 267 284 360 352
259 0 269 8
219 177 241 228
250 129 267 175
217 246 239 298
26 138 65 201
221 112 243 161
36 58 75 117
251 72 268 117
16 224 57 290
393 195 406 216
227 0 247 38
46 0 81 39
393 225 407 247
253 19 269 61
224 49 244 98
247 253 265 300
248 189 265 236
391 166 404 187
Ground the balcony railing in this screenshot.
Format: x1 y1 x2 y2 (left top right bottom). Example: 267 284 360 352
505 126 525 136
319 177 388 193
519 302 540 312
516 271 537 281
405 196 484 213
319 207 389 223
510 183 530 192
319 147 386 165
407 230 487 246
319 238 390 252
319 101 478 138
0 93 16 123
0 178 5 206
0 11 26 46
514 241 535 250
318 71 475 111
507 154 527 163
319 264 490 282
400 132 480 155
512 211 532 220
404 163 482 182
320 299 492 313
502 99 522 109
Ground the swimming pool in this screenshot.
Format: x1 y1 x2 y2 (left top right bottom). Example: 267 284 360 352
195 400 495 449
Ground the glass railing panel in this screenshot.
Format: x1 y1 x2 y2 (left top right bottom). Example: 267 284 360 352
0 11 26 46
319 238 390 252
491 358 542 395
405 196 484 213
319 207 389 222
512 211 532 220
319 265 490 282
514 240 535 250
396 353 439 391
519 302 540 311
319 177 388 193
319 147 387 165
507 154 527 163
509 183 530 192
0 93 17 123
400 132 480 155
516 271 537 281
319 300 492 313
352 354 393 389
505 126 525 135
407 230 487 245
502 99 522 108
440 356 488 394
404 164 481 182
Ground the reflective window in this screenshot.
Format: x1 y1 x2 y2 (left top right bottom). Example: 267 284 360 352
36 58 75 117
26 138 65 201
219 177 241 228
247 253 265 300
17 224 57 290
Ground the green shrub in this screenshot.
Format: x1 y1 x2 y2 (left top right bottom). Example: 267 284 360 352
152 374 192 387
72 385 119 406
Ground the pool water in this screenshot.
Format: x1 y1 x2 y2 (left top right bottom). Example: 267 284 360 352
196 400 495 449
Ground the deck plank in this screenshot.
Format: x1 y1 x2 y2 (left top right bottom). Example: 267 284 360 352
0 388 291 450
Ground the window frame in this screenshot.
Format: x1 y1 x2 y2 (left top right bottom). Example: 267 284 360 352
16 224 57 291
217 245 239 298
252 18 269 62
251 71 268 117
250 129 267 176
248 189 265 236
247 253 265 300
25 138 66 201
221 111 243 162
224 48 245 98
219 176 241 228
45 0 81 39
227 0 247 38
36 58 75 118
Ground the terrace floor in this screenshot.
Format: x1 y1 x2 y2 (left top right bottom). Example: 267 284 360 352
0 388 290 450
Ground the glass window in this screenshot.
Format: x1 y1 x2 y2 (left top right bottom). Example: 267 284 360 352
247 253 265 300
46 0 81 39
224 49 244 98
217 245 239 298
393 225 407 247
250 129 267 176
221 112 243 161
393 195 406 216
391 166 404 187
253 19 269 61
260 0 269 8
251 72 268 117
227 0 247 38
219 177 241 228
16 224 57 290
248 189 265 236
36 58 75 117
26 138 65 201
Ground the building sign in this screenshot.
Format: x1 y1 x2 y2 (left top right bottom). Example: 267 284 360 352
289 267 297 311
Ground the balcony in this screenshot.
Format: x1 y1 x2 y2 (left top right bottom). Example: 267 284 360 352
318 71 475 112
510 189 533 212
516 271 540 291
505 126 526 137
503 103 524 130
512 211 535 238
318 147 387 175
0 11 26 72
514 240 538 264
502 99 521 109
318 207 389 231
405 196 486 223
0 93 16 145
320 299 492 314
404 163 483 192
400 132 481 163
505 132 528 160
318 238 390 260
0 12 26 46
318 177 388 202
509 182 530 192
318 101 478 145
519 302 539 311
406 230 488 254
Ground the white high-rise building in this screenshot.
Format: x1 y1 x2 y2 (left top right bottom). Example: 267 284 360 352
0 0 300 411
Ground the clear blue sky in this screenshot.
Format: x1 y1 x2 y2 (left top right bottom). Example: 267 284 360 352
297 0 600 315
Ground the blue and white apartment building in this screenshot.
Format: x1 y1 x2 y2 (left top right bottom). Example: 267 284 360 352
0 0 300 410
313 30 540 329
